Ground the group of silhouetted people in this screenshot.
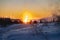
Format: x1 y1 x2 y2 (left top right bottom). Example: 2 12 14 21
0 15 60 27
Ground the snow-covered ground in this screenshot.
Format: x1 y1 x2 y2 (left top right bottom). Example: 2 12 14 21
0 23 60 40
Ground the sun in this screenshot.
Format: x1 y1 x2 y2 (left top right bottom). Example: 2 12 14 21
21 11 32 24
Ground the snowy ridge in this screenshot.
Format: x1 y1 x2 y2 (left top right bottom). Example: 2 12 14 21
0 23 59 40
2 23 60 40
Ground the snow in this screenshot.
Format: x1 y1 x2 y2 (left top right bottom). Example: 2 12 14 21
0 23 60 40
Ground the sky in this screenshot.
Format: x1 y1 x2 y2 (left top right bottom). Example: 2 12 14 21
0 0 60 19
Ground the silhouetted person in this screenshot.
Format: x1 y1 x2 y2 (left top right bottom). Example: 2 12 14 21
33 21 37 24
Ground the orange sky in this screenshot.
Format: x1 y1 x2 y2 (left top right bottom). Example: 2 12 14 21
0 10 52 19
0 0 60 20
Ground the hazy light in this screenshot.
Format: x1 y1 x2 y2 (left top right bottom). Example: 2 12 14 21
21 11 32 24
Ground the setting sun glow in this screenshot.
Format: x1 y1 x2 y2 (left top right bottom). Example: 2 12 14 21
21 11 32 24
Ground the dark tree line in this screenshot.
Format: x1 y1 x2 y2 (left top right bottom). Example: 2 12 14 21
0 18 23 27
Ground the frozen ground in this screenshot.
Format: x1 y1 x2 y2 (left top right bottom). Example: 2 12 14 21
0 22 60 40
